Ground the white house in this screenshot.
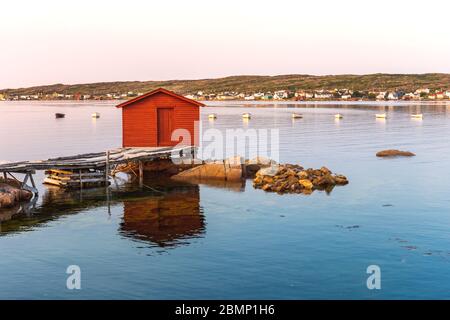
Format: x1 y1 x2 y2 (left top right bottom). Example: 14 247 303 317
415 88 430 94
436 92 445 99
376 92 386 100
273 90 288 100
387 92 399 100
314 92 333 99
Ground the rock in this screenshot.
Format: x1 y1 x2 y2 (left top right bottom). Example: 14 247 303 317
245 164 262 177
376 149 415 157
299 179 313 190
263 176 274 184
253 163 349 195
172 156 244 182
20 190 33 201
256 165 279 177
246 157 277 178
0 183 33 209
287 175 298 186
313 174 335 188
0 192 15 208
247 156 277 166
297 171 309 179
334 175 349 185
320 166 332 175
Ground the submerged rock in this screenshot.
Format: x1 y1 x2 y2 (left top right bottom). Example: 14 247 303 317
253 164 348 195
376 149 416 157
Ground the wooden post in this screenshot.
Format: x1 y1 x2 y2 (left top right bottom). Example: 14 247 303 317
105 150 111 214
79 170 83 191
106 186 111 215
105 150 110 186
29 173 38 196
138 161 143 188
2 172 6 180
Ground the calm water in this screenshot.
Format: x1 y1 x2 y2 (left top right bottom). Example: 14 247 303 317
1 100 450 299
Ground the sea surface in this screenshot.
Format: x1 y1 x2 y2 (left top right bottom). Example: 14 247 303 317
1 100 450 299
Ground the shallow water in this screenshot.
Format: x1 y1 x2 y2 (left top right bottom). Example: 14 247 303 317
1 100 450 299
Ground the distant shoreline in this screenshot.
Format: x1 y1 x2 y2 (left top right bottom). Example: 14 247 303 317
2 99 450 104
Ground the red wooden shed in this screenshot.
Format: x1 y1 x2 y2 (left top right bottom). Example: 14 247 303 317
116 88 204 148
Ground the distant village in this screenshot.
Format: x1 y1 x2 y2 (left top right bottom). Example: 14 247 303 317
1 88 450 102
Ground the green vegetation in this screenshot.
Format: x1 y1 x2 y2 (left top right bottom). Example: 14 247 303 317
1 73 449 96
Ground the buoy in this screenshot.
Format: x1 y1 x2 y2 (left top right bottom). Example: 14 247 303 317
291 113 303 119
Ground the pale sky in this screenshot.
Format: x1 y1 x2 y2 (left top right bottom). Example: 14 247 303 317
1 0 449 88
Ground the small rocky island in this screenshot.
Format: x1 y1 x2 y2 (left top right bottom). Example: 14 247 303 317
253 164 348 194
376 149 415 157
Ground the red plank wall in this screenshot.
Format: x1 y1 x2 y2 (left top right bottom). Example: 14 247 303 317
121 92 199 147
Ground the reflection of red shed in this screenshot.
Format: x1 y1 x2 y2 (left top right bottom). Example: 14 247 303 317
116 88 204 147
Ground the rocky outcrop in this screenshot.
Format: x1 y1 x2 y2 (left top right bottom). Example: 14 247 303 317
172 156 245 182
376 150 416 157
0 180 33 209
253 164 348 194
245 157 277 178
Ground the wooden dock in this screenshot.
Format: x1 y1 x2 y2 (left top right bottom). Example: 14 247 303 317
0 146 195 195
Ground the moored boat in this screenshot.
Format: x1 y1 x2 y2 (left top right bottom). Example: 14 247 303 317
291 113 303 119
208 113 217 120
411 113 423 119
92 112 100 118
335 113 343 119
376 113 387 119
242 113 251 119
55 113 65 119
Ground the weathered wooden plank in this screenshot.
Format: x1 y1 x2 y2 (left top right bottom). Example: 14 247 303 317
0 146 194 172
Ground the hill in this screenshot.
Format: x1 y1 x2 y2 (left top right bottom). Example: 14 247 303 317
1 73 449 96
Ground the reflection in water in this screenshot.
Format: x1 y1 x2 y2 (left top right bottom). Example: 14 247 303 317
0 179 211 248
120 186 204 247
173 177 246 193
